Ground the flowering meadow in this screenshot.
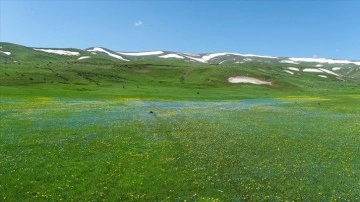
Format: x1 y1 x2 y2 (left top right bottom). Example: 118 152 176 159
1 97 359 201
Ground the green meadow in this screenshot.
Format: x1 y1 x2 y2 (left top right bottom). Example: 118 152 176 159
1 50 360 201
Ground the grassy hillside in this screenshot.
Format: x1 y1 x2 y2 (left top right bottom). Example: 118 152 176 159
1 54 359 100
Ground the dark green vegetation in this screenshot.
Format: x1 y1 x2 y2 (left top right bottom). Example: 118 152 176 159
1 42 360 201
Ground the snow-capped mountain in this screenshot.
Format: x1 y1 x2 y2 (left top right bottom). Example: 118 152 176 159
1 42 359 80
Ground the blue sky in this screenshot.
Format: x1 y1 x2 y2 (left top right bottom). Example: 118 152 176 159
1 0 359 59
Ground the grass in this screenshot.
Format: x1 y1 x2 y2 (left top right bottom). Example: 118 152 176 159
1 45 360 201
1 98 359 201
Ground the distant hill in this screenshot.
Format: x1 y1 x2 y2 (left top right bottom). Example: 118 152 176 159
1 42 360 82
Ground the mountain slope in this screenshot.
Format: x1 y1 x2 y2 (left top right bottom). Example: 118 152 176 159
1 42 359 85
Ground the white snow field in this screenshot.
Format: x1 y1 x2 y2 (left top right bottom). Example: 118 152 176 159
159 54 184 59
184 55 207 63
284 70 294 75
332 67 342 71
117 51 164 56
303 68 323 73
34 48 80 56
287 67 300 71
228 76 272 85
180 52 277 63
279 60 300 64
78 56 91 60
87 48 129 61
288 57 360 65
318 68 342 77
0 51 11 55
202 52 277 61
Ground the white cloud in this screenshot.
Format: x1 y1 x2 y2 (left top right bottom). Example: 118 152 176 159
134 21 143 27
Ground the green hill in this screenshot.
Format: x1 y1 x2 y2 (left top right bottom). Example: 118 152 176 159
1 42 359 100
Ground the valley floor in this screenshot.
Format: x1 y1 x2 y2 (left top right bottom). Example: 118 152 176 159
1 95 359 201
1 54 359 200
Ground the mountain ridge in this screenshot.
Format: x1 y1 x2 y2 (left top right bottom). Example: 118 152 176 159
1 42 359 81
1 42 359 63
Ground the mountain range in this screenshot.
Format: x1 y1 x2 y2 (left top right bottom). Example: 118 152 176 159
1 42 359 81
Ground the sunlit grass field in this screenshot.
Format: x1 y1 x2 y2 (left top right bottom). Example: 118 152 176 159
1 52 360 200
1 95 359 201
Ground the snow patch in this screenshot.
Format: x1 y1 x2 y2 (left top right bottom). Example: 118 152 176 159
303 68 323 73
117 51 164 56
287 67 299 71
34 48 80 56
78 56 91 60
202 53 230 61
238 54 277 59
318 68 342 77
228 76 272 85
318 75 327 78
0 51 11 55
280 60 299 64
202 52 277 61
184 56 207 63
219 60 227 64
288 57 360 65
332 67 342 71
87 48 129 61
159 54 184 59
315 64 323 67
284 70 294 75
